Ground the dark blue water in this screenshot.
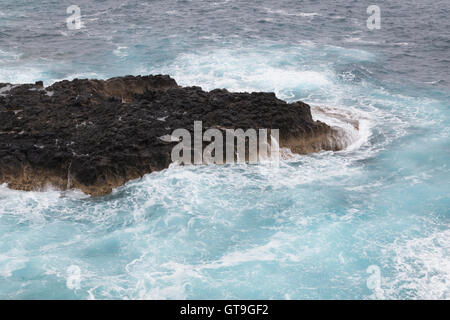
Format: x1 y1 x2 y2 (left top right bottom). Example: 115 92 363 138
0 0 449 299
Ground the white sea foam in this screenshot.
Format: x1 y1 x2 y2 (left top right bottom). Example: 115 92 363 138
156 47 335 101
311 105 374 152
379 229 450 299
264 8 319 17
0 66 47 85
165 58 331 96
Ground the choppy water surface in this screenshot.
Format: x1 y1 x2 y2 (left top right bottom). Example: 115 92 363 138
0 0 449 299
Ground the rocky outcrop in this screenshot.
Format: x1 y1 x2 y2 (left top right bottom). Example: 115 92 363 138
0 75 343 196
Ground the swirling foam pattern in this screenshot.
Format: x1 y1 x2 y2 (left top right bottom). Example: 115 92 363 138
0 0 449 299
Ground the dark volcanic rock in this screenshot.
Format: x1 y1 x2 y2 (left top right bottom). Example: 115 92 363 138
0 75 342 196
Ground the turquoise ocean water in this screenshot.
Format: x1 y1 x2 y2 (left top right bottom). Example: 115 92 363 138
0 0 449 299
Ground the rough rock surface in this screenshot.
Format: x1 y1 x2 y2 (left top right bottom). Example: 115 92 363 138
0 75 342 196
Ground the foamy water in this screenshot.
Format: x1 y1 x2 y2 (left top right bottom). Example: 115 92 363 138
0 0 449 299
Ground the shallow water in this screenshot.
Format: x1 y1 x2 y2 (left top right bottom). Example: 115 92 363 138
0 0 449 299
